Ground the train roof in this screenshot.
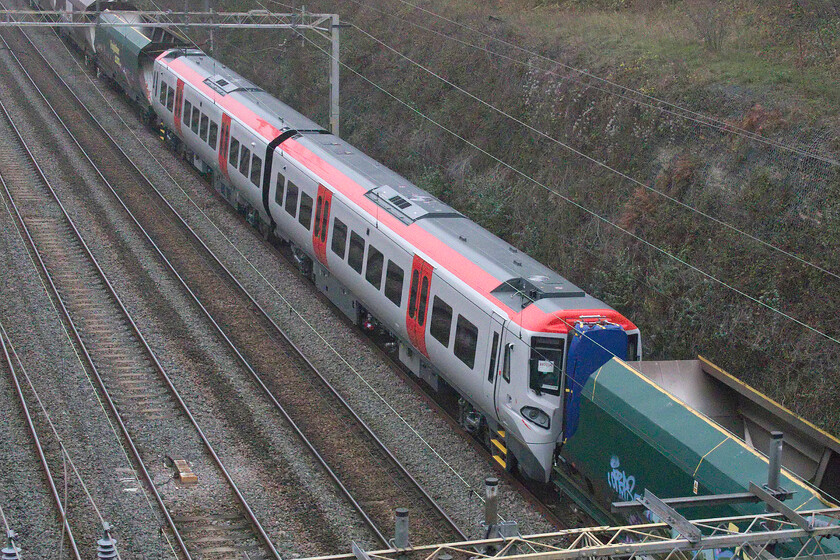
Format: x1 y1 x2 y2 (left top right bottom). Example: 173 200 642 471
162 50 325 134
160 50 636 333
297 133 615 318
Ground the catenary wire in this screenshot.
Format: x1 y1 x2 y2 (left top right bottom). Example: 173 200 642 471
344 19 840 284
292 27 840 347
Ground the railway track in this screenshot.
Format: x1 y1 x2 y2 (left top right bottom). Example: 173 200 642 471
0 5 468 549
0 64 281 560
0 322 83 560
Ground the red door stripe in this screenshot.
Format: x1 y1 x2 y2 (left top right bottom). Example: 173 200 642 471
218 113 231 179
406 255 432 357
173 79 184 135
312 184 332 267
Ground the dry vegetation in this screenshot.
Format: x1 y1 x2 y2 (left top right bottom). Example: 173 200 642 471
168 0 840 433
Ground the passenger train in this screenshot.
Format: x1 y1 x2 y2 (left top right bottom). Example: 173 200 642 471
47 4 643 482
153 48 642 481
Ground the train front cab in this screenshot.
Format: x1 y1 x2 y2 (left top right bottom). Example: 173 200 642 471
494 319 641 483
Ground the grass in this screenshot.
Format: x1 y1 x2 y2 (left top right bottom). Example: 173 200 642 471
451 0 840 117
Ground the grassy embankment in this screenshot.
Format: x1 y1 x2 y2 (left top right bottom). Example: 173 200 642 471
173 0 840 432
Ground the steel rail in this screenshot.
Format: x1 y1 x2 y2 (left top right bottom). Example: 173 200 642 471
0 318 83 560
9 5 467 544
0 27 282 560
0 12 393 547
0 93 194 560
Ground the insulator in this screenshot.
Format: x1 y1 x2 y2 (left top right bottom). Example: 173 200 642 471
2 532 20 560
96 525 118 560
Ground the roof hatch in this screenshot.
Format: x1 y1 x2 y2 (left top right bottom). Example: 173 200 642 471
491 276 585 310
203 74 260 96
365 185 430 224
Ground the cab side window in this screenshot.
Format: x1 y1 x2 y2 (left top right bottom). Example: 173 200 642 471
183 100 192 127
166 86 174 111
191 107 200 133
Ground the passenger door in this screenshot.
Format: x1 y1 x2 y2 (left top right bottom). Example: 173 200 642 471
173 79 184 134
312 185 332 266
405 255 433 357
218 113 231 177
484 312 505 413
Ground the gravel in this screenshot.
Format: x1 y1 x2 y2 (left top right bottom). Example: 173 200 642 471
6 16 559 556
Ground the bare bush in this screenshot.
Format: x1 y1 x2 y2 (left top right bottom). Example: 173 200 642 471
685 0 732 51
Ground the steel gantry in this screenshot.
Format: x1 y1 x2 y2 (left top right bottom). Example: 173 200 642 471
307 507 840 560
0 9 342 135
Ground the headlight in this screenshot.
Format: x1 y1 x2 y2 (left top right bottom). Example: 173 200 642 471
521 406 550 429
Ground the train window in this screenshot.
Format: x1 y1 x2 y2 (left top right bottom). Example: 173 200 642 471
199 114 209 141
274 174 286 205
166 86 174 111
183 100 192 126
488 332 500 382
159 82 167 104
502 344 511 382
627 333 639 361
239 146 251 176
408 270 419 319
454 316 478 369
285 182 298 217
250 155 262 186
384 261 403 306
229 138 240 168
313 196 323 239
299 192 313 230
529 337 563 396
319 202 329 243
331 218 347 258
417 277 429 326
429 296 452 347
348 231 365 273
365 246 384 289
208 121 218 149
191 107 200 134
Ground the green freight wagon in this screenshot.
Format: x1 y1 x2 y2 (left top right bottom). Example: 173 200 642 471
94 11 185 118
558 357 839 553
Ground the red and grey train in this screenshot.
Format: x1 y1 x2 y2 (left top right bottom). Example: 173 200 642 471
53 11 642 481
151 49 641 481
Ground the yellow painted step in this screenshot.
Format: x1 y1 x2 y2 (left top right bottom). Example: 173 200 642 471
490 438 507 455
497 429 505 438
492 455 506 469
